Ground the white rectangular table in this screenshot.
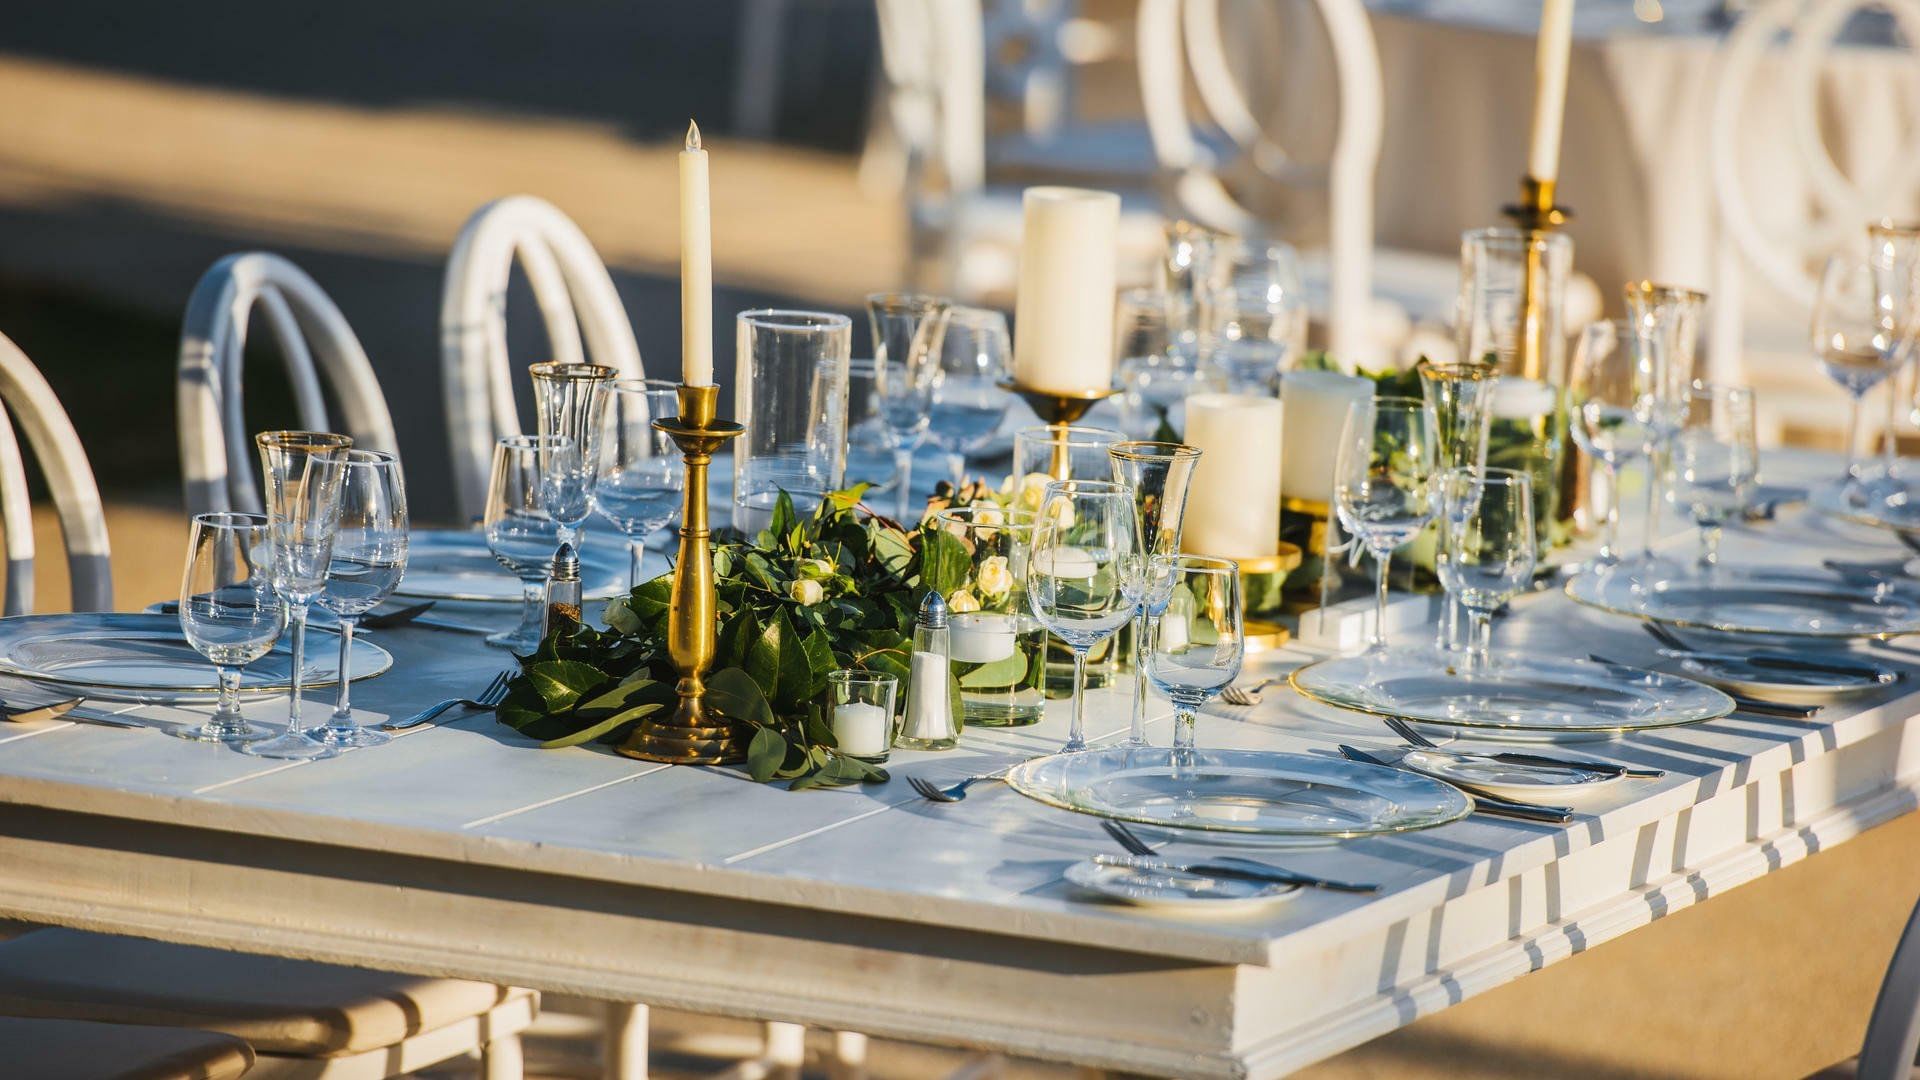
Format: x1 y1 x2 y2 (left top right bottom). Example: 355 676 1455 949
1 464 1917 1077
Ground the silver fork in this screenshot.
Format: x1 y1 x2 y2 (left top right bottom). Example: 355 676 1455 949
379 671 512 731
907 769 1009 803
1221 675 1285 706
1384 714 1665 779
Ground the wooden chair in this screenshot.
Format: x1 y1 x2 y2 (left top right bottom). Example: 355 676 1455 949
0 1014 255 1079
177 253 397 516
441 195 645 522
0 330 111 615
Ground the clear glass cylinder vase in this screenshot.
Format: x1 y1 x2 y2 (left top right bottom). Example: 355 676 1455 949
734 310 852 535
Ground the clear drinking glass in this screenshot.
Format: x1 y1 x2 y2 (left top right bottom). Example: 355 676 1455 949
1873 225 1920 464
1418 359 1497 651
1108 441 1201 747
930 306 1013 489
484 434 566 651
1011 424 1124 487
243 431 350 760
530 361 614 548
845 359 900 495
1333 396 1438 652
868 293 951 520
596 378 683 590
1143 554 1244 752
313 450 407 749
930 506 1045 727
176 512 281 744
1569 320 1658 565
1205 240 1307 395
1435 467 1535 673
735 310 852 533
1673 382 1759 570
1161 220 1229 362
826 670 899 763
1813 256 1906 493
1625 281 1707 556
1026 480 1142 753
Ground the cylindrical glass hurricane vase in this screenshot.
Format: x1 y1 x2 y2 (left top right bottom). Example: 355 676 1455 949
734 310 852 535
930 507 1045 727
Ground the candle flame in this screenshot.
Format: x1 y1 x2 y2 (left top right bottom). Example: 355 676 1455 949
685 119 701 152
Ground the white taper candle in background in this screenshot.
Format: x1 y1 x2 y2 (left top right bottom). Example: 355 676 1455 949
1181 393 1284 559
680 120 715 386
1012 186 1120 395
1528 0 1575 182
1281 370 1374 505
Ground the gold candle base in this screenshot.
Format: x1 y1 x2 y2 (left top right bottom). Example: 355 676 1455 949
619 383 750 766
1237 545 1303 653
997 379 1120 479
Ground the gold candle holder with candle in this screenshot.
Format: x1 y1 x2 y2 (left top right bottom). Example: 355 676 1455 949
998 380 1121 479
1179 392 1299 649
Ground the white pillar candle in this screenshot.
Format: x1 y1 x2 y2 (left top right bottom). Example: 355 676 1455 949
680 120 715 386
1281 370 1373 505
833 701 890 758
1491 375 1558 420
1033 546 1099 580
1181 393 1284 559
949 612 1017 664
1528 0 1575 183
1012 187 1120 395
1157 611 1190 653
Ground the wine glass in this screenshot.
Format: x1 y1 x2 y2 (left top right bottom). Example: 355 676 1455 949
1143 554 1243 752
1873 224 1920 480
1812 257 1902 495
1026 479 1142 753
1569 320 1658 565
1205 240 1307 395
868 293 951 520
1672 382 1758 571
484 434 566 651
1108 441 1201 747
312 450 407 749
1435 467 1535 673
929 306 1013 489
1333 396 1437 652
530 361 614 548
243 431 350 760
596 379 683 590
176 512 282 744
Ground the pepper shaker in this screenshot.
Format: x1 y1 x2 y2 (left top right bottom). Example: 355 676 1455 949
543 542 583 643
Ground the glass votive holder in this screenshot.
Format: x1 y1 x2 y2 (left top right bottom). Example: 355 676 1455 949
1010 424 1125 487
827 670 899 763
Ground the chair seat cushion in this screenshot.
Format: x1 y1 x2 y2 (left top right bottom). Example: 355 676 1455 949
0 1014 253 1080
0 929 531 1057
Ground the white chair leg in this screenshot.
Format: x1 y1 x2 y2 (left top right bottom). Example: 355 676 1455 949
604 1001 649 1080
765 1022 806 1080
827 1030 868 1080
481 1032 524 1080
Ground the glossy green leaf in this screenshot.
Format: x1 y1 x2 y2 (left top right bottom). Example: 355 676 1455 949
746 726 786 783
527 660 608 712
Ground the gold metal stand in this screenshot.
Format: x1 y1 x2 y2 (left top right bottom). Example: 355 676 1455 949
619 383 749 765
1502 176 1583 523
998 379 1120 480
1238 545 1304 653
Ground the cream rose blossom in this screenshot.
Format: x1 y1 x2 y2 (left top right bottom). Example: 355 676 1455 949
947 589 982 613
975 555 1013 597
788 578 824 606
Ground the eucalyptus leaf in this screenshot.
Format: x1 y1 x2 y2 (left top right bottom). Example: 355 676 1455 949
527 660 609 712
538 701 663 748
747 726 786 783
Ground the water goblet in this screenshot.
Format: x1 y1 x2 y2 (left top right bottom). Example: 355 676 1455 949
1672 382 1758 571
1814 255 1907 497
1143 554 1244 751
530 361 614 548
1435 467 1535 673
930 306 1013 489
1624 282 1706 558
1333 396 1437 652
1108 441 1201 747
1872 223 1920 483
313 450 407 749
1026 480 1142 753
243 431 350 760
1161 220 1229 362
868 293 951 520
484 434 566 651
1569 320 1657 565
596 378 683 590
175 512 282 744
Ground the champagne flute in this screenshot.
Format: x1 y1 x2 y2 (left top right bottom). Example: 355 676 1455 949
1418 359 1496 651
530 361 614 548
1435 467 1535 673
1672 382 1758 571
1569 320 1658 565
175 512 282 744
1108 441 1201 747
868 293 951 520
1026 480 1142 753
929 307 1013 489
243 431 350 760
1812 257 1902 495
313 450 407 748
596 379 683 590
484 434 566 651
1333 396 1438 652
1143 554 1243 752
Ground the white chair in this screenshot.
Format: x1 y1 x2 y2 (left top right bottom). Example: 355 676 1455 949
0 1014 255 1079
177 253 397 516
0 330 111 616
441 195 646 522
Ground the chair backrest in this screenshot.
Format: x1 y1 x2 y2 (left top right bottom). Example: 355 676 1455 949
0 331 111 615
177 253 396 516
441 195 645 521
1859 891 1920 1076
1136 0 1383 363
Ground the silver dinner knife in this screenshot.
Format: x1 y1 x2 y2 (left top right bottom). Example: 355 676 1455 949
1090 854 1379 893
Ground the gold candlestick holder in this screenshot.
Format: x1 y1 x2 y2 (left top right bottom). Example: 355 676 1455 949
997 379 1120 479
1502 175 1584 524
619 383 749 765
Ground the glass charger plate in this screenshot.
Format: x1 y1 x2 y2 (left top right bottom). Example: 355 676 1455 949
1808 477 1920 532
394 529 628 602
1653 654 1888 706
1062 859 1299 914
1566 560 1920 638
1005 746 1473 838
0 613 392 702
1289 649 1734 733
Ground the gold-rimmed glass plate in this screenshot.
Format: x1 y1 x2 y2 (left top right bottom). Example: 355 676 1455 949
1566 559 1920 638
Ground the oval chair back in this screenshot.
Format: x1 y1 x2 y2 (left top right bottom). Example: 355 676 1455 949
0 331 112 615
441 195 645 522
177 253 396 516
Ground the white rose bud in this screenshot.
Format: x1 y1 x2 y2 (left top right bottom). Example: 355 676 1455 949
974 504 1005 527
788 578 825 606
796 558 835 581
975 555 1013 597
1017 472 1052 511
947 589 982 613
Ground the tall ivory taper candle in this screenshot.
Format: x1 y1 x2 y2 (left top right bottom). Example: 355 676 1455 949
1012 187 1120 395
680 120 714 386
1528 0 1575 183
1182 393 1284 559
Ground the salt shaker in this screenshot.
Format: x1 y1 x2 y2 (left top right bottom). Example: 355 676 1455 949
896 590 958 750
543 542 583 643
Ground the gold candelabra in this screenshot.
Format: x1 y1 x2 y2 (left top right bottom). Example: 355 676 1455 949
619 383 749 765
997 379 1120 480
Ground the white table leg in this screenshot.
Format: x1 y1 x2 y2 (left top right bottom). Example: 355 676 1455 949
604 1002 648 1080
